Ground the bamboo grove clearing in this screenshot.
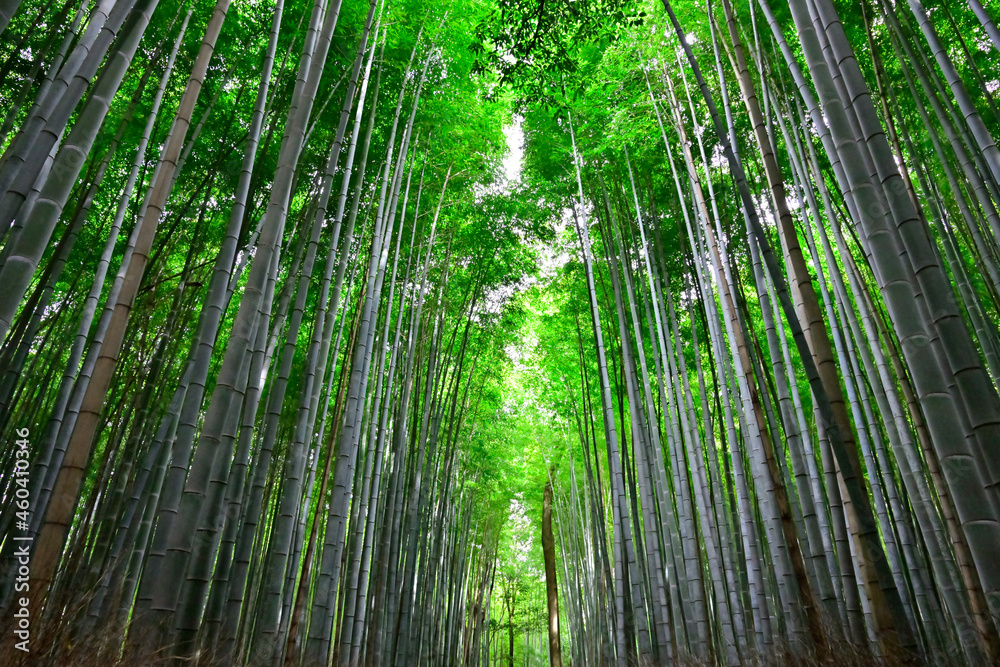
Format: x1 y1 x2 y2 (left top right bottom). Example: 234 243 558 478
2 0 1000 664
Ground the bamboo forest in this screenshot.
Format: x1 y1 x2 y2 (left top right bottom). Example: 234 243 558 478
6 0 1000 663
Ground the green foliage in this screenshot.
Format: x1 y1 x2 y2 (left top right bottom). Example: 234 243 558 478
470 0 645 110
